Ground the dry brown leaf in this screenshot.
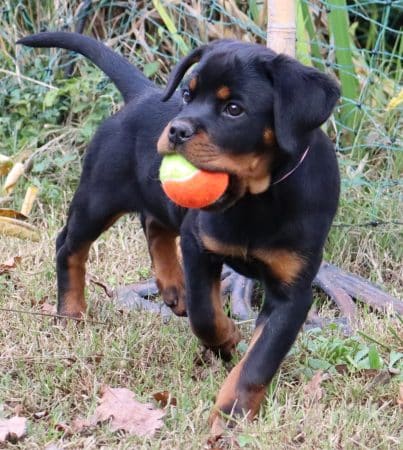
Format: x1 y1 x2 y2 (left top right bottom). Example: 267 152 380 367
398 383 403 408
0 256 22 275
152 390 177 407
3 162 25 193
0 416 27 443
303 370 324 407
20 186 39 216
0 208 28 220
0 216 40 241
0 154 13 176
93 386 165 437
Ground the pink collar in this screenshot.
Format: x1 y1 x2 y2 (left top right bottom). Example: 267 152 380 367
271 146 310 186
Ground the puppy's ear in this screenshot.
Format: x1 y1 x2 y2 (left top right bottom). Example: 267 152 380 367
162 45 209 101
263 54 340 154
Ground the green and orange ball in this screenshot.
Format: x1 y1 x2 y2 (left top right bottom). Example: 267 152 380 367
159 154 229 209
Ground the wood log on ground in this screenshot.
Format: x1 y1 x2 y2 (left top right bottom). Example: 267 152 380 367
115 261 402 328
313 262 403 316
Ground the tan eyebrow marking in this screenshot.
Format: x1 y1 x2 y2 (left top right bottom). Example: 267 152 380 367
216 86 231 100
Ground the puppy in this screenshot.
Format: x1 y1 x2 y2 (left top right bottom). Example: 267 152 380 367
18 32 340 428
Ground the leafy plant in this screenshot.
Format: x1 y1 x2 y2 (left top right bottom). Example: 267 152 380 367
294 326 403 379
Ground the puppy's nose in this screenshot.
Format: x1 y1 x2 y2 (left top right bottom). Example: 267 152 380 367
168 120 195 145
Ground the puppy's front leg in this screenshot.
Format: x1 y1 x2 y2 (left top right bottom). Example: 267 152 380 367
180 227 241 361
209 282 313 429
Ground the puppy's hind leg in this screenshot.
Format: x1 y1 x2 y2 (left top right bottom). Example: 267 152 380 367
56 190 125 318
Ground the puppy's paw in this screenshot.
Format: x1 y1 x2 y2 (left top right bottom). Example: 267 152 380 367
161 285 187 316
210 320 241 361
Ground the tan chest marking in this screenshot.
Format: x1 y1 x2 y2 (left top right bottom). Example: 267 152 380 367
253 248 305 285
263 128 276 146
201 234 304 284
201 234 248 260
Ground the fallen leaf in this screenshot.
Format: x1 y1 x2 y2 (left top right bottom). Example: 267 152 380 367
0 208 28 220
152 391 177 407
20 186 39 216
0 416 27 444
398 383 403 408
3 162 25 194
0 216 40 241
303 370 324 407
93 386 165 437
0 256 21 275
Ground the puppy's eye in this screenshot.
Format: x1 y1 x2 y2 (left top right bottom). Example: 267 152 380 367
182 90 191 104
223 103 244 117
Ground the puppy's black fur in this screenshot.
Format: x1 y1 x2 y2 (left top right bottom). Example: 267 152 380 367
18 32 340 426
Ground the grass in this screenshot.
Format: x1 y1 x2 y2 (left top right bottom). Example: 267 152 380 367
0 0 402 448
1 210 402 449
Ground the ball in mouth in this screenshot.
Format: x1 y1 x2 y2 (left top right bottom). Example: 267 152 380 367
159 153 229 209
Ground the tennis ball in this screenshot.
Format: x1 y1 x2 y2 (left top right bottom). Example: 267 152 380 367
159 154 229 209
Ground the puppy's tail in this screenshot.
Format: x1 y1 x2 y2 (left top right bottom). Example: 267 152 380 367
17 32 152 103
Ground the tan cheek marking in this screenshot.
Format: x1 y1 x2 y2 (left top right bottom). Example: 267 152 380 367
157 122 172 154
189 77 197 92
183 131 271 194
252 249 305 284
263 128 276 145
212 153 272 194
216 86 231 100
201 233 248 260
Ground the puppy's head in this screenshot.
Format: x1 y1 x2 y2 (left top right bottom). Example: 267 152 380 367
158 41 340 209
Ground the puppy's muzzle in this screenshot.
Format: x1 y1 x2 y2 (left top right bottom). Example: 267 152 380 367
168 119 196 146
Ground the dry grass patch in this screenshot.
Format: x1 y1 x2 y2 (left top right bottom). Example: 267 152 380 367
0 207 402 449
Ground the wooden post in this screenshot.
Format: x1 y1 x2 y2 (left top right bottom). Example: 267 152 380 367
267 0 296 57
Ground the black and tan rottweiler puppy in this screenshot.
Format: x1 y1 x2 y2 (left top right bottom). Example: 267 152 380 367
18 32 340 428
